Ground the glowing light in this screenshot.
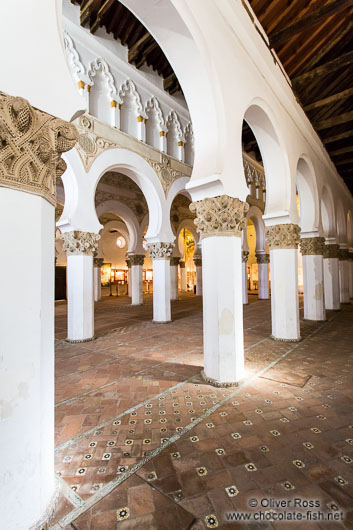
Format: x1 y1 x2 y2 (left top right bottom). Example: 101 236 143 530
116 236 126 249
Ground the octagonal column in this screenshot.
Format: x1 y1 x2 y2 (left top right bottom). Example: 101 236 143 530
147 242 174 322
170 257 180 300
338 247 350 304
0 93 77 530
256 252 270 299
323 243 340 310
129 254 145 305
349 250 353 299
180 260 187 291
193 255 203 296
266 224 301 341
62 231 100 342
93 257 104 302
299 237 326 321
241 251 249 304
190 196 249 386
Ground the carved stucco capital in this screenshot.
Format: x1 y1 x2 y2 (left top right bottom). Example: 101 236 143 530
265 224 301 250
170 256 181 266
129 254 145 266
242 250 249 263
61 231 100 256
147 242 174 259
323 244 339 259
338 248 350 261
299 237 325 256
349 251 353 262
193 255 202 267
179 261 186 269
189 195 249 238
94 257 104 267
255 252 270 264
0 92 78 205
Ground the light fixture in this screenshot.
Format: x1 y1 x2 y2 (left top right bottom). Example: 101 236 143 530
116 236 126 249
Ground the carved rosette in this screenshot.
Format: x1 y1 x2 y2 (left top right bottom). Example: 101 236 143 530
0 92 78 205
338 248 350 261
265 224 301 250
170 257 181 267
94 258 104 267
242 251 249 263
323 244 339 259
299 237 325 256
189 195 249 238
255 252 270 264
129 254 145 266
193 256 202 267
61 231 100 256
147 242 174 259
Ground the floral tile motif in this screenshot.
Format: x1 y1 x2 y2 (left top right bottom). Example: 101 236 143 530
205 514 219 528
116 507 130 522
225 485 239 497
282 481 295 490
245 463 257 472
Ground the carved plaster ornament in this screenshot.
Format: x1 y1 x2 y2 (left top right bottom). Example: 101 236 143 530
242 251 249 263
349 251 353 262
94 257 104 267
0 92 78 205
193 256 202 267
147 242 174 259
190 195 249 238
170 256 181 266
179 260 186 269
323 244 339 259
129 254 145 266
338 248 350 261
265 224 301 250
145 154 184 197
75 115 118 172
61 231 100 256
255 252 270 264
299 237 325 256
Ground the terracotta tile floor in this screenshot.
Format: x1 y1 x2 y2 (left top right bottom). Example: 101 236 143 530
50 293 353 529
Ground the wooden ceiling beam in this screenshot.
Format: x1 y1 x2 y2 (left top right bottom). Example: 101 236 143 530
322 129 353 144
330 145 353 156
304 87 353 111
128 31 151 63
89 0 115 34
269 0 353 48
80 0 101 26
335 157 353 165
315 110 353 130
293 50 353 84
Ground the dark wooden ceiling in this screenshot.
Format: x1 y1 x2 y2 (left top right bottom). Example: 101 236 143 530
73 0 353 194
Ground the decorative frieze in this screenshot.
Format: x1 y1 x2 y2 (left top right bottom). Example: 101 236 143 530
147 242 174 259
299 237 325 256
193 256 202 267
265 224 301 250
0 92 78 205
129 254 145 266
338 248 350 261
323 244 339 259
255 252 270 264
170 257 181 266
61 231 100 256
94 257 104 267
242 251 249 263
189 195 249 238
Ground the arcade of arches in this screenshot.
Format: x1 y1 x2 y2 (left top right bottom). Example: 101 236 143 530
1 1 353 530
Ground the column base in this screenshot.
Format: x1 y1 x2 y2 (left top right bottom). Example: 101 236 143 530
65 335 96 343
201 369 240 388
29 486 59 530
270 335 301 343
152 319 172 324
303 318 327 322
131 303 143 306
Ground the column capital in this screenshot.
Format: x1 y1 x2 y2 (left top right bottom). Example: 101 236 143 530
349 251 353 262
338 247 350 261
170 256 181 266
242 250 249 263
299 236 325 256
255 252 270 264
323 243 339 259
0 92 78 206
147 242 174 259
179 260 185 269
61 231 100 256
265 223 301 250
193 255 202 267
190 195 249 238
94 257 104 267
129 254 145 266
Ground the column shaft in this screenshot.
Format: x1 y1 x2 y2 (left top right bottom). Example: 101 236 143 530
153 259 171 322
242 258 248 304
180 262 187 291
339 260 350 303
258 263 269 299
195 266 203 296
302 255 326 320
170 265 179 300
131 264 143 305
323 244 340 310
67 255 95 341
349 253 353 299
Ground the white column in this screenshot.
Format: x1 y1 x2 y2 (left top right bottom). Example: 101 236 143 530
323 244 340 310
160 130 167 152
194 255 203 296
266 224 301 341
300 237 326 321
93 257 103 302
180 261 187 291
242 251 249 304
338 247 350 304
178 141 185 162
129 254 144 305
256 252 269 299
137 115 146 142
62 231 100 342
148 242 174 322
190 196 249 385
0 94 77 530
125 257 132 297
170 257 180 300
349 250 353 299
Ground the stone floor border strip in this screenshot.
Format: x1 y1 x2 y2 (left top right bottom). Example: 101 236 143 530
56 476 84 508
